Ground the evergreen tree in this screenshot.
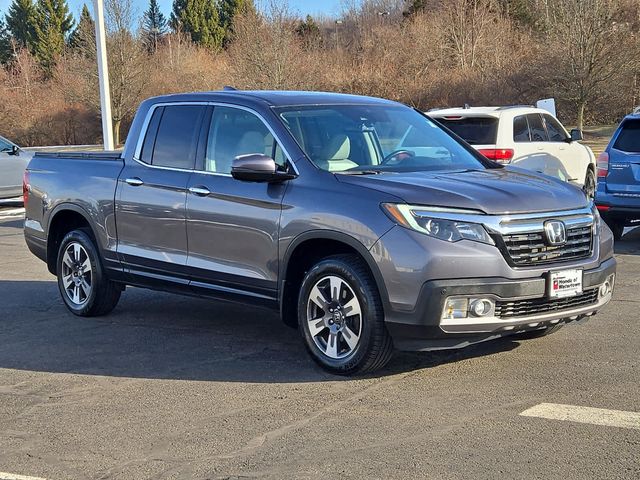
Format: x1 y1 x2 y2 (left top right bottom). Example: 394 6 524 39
295 15 321 48
403 0 429 17
33 0 74 74
5 0 37 50
142 0 168 53
0 18 13 64
218 0 255 46
69 4 94 51
171 0 224 50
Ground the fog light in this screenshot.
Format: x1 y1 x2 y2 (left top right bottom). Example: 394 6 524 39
470 298 495 317
443 298 468 319
599 274 615 298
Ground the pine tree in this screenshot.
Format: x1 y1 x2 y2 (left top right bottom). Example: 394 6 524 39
0 18 13 64
171 0 224 50
5 0 38 50
403 0 429 17
142 0 168 53
295 15 321 49
218 0 255 46
69 4 94 51
33 0 74 74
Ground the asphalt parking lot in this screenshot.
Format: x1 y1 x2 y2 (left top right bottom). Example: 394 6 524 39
0 206 639 480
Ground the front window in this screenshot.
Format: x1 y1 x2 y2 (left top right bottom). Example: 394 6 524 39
276 105 487 173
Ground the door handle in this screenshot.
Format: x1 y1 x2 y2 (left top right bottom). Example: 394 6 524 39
125 177 144 186
188 186 211 196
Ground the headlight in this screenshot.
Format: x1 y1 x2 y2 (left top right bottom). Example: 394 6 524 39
382 204 494 245
591 202 601 234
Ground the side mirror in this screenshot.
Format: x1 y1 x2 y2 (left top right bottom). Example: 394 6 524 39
2 145 19 155
231 153 296 183
570 129 583 142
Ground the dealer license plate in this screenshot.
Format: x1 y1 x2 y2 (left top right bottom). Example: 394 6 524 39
548 269 583 299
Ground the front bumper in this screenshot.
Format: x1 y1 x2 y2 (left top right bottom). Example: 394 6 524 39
386 257 616 351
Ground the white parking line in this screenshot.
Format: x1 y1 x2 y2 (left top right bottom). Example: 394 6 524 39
0 472 48 480
520 403 640 430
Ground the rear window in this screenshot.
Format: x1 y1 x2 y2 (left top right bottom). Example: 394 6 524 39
435 117 498 145
148 105 206 169
613 119 640 153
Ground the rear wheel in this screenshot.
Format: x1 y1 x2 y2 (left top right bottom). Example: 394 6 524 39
298 254 393 375
56 229 121 316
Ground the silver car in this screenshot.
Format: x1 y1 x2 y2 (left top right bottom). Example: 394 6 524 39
0 135 32 200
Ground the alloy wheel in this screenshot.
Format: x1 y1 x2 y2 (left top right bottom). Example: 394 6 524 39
306 275 363 359
61 242 93 306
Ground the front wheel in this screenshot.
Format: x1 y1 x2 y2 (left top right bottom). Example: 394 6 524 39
56 229 122 316
298 254 393 375
583 168 596 200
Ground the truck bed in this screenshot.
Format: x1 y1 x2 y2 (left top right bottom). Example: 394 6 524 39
33 151 123 161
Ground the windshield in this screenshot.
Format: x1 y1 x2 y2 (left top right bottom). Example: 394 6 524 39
276 105 487 173
0 136 13 152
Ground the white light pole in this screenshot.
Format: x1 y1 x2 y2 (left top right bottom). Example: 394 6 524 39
93 0 114 150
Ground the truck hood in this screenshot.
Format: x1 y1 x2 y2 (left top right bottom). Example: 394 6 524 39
336 167 588 215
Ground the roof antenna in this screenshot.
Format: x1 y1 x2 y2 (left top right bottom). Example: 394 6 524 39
464 103 471 109
223 85 238 91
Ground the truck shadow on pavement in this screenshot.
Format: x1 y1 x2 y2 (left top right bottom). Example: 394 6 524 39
0 280 520 383
614 226 640 255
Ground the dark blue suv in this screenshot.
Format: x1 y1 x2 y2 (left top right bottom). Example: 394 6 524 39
595 114 640 239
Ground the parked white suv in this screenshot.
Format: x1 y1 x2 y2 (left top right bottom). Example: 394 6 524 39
428 106 597 198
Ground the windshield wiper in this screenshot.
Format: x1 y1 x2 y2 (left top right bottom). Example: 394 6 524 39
340 169 383 175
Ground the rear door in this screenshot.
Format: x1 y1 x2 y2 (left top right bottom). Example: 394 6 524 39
185 105 289 304
116 103 207 286
605 118 640 194
512 113 570 181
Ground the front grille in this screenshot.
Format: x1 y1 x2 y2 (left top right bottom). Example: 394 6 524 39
495 288 599 319
502 225 593 266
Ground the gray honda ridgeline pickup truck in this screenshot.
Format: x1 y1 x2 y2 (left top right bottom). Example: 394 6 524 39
23 91 616 375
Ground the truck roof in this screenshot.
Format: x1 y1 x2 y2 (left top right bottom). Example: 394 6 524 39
145 90 401 108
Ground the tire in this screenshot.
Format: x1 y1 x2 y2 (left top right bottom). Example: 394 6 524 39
56 229 121 316
604 218 624 241
583 168 596 200
297 254 393 375
512 323 564 340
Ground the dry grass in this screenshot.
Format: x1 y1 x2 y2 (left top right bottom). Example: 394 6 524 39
581 125 617 155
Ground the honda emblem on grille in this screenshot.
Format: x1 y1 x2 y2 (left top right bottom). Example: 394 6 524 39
544 220 567 246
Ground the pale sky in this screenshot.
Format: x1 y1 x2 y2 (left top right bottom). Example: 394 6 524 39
0 0 344 22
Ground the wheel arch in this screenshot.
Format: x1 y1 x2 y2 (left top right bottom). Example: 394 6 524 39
46 204 100 275
279 230 389 328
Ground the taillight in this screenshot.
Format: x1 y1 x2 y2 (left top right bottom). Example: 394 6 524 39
22 171 29 209
477 148 514 163
597 152 609 178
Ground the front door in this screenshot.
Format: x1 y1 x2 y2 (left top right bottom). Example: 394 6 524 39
185 105 290 304
116 103 207 287
0 138 28 199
